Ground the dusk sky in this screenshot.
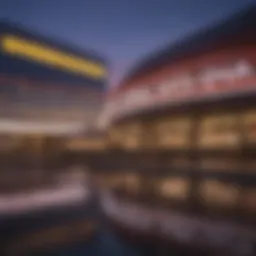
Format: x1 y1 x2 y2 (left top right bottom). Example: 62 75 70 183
0 0 254 87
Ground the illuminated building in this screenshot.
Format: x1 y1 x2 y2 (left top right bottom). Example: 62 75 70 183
0 22 108 253
91 6 256 255
0 21 108 186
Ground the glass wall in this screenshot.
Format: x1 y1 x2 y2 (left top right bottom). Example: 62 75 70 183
108 123 143 150
155 117 192 149
197 113 240 149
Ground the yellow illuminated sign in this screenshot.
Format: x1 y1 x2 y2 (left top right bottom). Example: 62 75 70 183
1 35 106 79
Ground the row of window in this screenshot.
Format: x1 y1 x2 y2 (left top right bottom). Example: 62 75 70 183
97 173 255 215
108 109 256 150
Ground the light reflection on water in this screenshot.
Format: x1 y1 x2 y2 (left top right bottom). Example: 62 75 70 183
0 169 89 216
0 181 145 256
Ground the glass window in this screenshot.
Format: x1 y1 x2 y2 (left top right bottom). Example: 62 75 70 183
198 114 240 149
108 126 125 147
243 110 256 144
246 159 256 173
156 117 192 149
122 123 143 150
243 188 256 214
159 177 189 200
199 180 240 207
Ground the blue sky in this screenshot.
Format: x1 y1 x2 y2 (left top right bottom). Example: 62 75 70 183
0 0 254 86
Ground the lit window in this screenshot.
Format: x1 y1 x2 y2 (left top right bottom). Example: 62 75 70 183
199 180 240 207
198 114 240 149
156 117 191 148
122 123 142 150
247 160 256 172
159 178 189 200
243 189 256 213
243 110 256 144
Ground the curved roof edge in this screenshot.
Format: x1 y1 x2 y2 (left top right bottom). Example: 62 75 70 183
119 4 256 88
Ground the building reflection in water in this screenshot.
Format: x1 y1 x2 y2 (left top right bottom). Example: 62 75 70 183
80 6 256 256
0 6 256 256
0 20 108 255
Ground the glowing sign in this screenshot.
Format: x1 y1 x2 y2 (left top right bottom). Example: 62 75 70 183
1 35 106 79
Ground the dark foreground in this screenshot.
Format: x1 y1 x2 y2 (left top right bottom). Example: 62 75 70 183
32 226 145 256
0 200 150 256
1 196 247 256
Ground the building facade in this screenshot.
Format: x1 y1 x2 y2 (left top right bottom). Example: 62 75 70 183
0 22 108 133
0 21 108 179
93 6 256 255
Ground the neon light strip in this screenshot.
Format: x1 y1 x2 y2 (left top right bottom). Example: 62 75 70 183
1 35 106 79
